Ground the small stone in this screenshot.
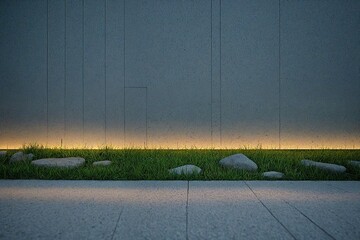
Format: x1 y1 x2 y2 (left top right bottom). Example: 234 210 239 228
27 153 34 161
262 171 284 179
0 151 7 157
301 159 346 173
219 154 258 171
31 157 85 168
169 165 202 175
9 151 34 163
349 161 360 167
93 160 112 166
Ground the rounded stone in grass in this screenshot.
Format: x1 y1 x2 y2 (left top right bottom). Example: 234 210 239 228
219 153 258 171
31 157 85 168
262 171 284 179
93 160 112 166
301 159 346 173
9 151 34 163
0 151 7 157
349 161 360 167
169 165 202 175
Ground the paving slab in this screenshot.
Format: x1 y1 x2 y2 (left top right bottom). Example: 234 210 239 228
247 181 360 240
0 180 187 240
187 181 294 240
0 180 359 240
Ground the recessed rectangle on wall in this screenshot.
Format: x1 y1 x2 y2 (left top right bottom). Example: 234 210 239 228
65 0 84 148
84 0 106 148
0 0 47 148
221 0 279 148
48 0 65 147
125 88 147 148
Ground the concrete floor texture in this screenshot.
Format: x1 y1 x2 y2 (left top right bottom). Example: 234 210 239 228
0 180 359 240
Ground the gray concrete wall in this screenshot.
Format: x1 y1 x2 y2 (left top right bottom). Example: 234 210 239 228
0 0 359 149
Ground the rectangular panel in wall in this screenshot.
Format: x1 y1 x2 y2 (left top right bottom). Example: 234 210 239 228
0 0 47 148
106 0 125 147
125 88 147 148
221 0 279 148
84 0 106 148
281 0 360 148
126 0 212 148
48 0 65 147
65 0 84 148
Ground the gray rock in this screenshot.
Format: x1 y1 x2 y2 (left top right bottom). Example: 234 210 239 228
169 165 202 175
349 161 360 167
0 151 7 157
31 157 85 168
27 153 34 161
301 159 346 173
9 151 34 163
262 171 284 179
219 154 258 171
93 160 112 166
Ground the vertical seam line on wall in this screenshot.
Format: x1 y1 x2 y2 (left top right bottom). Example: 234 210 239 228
46 0 49 146
64 0 67 147
123 0 126 148
146 87 148 148
210 0 213 148
278 0 281 149
105 0 107 145
82 0 85 145
219 0 222 146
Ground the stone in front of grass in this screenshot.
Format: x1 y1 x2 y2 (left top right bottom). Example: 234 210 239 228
301 159 346 173
262 171 284 179
9 151 34 163
0 151 7 157
93 160 112 166
169 164 202 175
349 161 360 167
219 153 258 171
31 157 85 168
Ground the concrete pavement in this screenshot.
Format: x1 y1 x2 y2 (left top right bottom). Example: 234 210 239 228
0 180 359 240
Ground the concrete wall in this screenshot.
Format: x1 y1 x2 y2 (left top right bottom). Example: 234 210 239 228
0 0 359 149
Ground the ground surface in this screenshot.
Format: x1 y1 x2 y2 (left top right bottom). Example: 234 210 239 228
1 148 360 180
0 180 359 240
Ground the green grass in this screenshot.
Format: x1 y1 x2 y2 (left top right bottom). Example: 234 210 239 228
0 145 359 180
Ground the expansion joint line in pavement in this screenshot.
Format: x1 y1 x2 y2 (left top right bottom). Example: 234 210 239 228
111 207 124 240
186 181 189 240
243 181 297 240
282 199 336 240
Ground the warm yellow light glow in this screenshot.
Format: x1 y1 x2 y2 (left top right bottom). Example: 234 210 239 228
0 130 359 149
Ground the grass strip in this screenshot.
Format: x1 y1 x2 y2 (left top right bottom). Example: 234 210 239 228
0 146 359 180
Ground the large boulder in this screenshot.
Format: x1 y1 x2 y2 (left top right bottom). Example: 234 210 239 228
301 159 346 173
32 157 85 168
9 151 34 163
219 154 258 171
169 165 202 175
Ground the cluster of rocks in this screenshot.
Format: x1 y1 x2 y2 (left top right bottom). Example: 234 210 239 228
168 153 284 178
3 150 359 176
169 153 360 178
4 151 112 168
219 153 284 179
